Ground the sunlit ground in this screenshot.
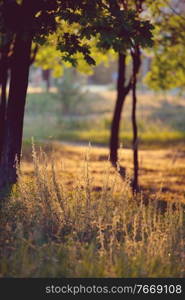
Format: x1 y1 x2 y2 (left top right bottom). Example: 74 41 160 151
22 88 185 203
22 141 185 204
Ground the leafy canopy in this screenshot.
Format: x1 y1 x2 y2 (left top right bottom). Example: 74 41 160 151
145 1 185 90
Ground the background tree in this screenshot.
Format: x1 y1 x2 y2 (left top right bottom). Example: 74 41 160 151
109 1 153 189
131 44 141 192
145 2 185 92
95 0 153 192
64 1 153 193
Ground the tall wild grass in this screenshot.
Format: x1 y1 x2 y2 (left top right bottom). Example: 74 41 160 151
0 145 184 277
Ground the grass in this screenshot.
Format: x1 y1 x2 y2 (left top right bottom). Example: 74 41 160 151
23 91 185 149
56 129 185 149
0 142 185 277
1 89 184 278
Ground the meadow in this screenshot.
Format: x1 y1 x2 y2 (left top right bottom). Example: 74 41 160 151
1 0 185 282
0 142 185 277
24 89 185 148
0 89 185 278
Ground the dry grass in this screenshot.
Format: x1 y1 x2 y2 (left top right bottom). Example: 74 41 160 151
0 142 185 278
22 142 185 202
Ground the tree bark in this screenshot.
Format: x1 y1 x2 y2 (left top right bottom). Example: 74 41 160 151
110 53 131 168
0 49 9 160
132 69 139 193
42 69 51 93
0 34 32 189
131 46 141 193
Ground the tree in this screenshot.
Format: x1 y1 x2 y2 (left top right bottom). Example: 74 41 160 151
107 0 152 192
0 3 38 163
42 69 51 92
0 0 96 192
35 0 153 193
0 0 36 190
131 44 141 192
55 67 87 115
0 42 10 160
145 2 185 92
0 0 153 195
60 0 153 192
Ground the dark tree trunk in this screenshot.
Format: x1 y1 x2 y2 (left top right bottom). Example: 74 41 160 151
110 53 131 168
42 69 51 93
131 46 141 193
0 50 9 160
110 92 127 167
0 34 32 189
132 71 139 192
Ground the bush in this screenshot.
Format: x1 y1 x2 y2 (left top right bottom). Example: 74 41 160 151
55 68 87 115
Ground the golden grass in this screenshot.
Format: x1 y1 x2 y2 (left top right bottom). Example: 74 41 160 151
0 142 184 278
22 142 185 202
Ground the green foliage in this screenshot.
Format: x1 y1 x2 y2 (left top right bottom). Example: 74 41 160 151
34 31 113 77
1 1 154 76
60 0 154 55
54 68 87 115
145 5 185 91
0 0 98 67
145 46 185 91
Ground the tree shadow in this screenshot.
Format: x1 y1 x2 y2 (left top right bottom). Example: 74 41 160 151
0 184 13 211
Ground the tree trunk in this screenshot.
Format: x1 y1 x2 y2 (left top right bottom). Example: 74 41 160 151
0 50 8 160
0 34 32 189
110 53 131 168
42 69 51 93
131 46 141 193
132 70 139 192
110 92 126 167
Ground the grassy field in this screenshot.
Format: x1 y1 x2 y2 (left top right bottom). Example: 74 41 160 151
0 89 185 278
0 142 185 277
23 90 185 148
21 141 185 203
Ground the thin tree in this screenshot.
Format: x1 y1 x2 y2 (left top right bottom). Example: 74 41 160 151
131 44 141 193
110 53 132 170
109 0 152 193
